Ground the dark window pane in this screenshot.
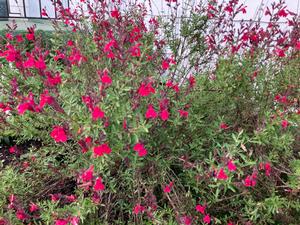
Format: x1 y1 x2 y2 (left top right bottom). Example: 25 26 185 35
0 0 8 17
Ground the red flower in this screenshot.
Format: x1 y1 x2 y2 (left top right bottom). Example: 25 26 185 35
55 219 69 225
111 8 120 19
104 39 117 59
275 48 285 57
82 165 94 182
123 119 127 130
16 34 24 42
130 43 141 57
162 60 170 70
224 5 233 13
160 109 169 121
281 120 289 129
133 204 145 215
46 73 62 87
23 55 35 68
133 143 148 157
26 32 35 41
178 109 188 118
100 70 112 85
39 89 54 109
92 106 105 120
50 126 67 143
67 40 74 46
181 216 192 225
93 177 105 191
195 204 206 214
17 102 32 115
296 41 300 50
138 82 155 97
34 57 46 70
93 143 112 157
9 146 16 153
227 160 237 172
220 122 229 130
82 95 93 111
29 202 39 212
163 181 173 193
145 104 158 119
216 168 228 180
278 9 288 17
41 8 48 16
243 174 257 187
16 210 28 220
70 217 79 225
203 214 211 224
264 162 271 176
65 195 76 203
188 76 196 88
50 193 61 202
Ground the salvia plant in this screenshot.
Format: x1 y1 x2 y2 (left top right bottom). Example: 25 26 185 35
0 0 299 224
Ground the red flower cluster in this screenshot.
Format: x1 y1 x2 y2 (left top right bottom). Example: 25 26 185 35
133 143 148 157
50 126 67 143
93 143 112 157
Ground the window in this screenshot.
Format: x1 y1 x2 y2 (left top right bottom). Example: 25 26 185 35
0 0 8 17
0 0 70 19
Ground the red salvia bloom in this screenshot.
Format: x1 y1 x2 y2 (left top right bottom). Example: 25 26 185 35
181 216 192 225
133 143 148 157
82 165 94 182
93 177 105 191
9 146 16 153
160 109 169 121
46 73 62 87
203 214 211 224
39 89 54 109
163 181 173 193
34 57 46 70
178 109 188 118
264 162 271 176
133 204 145 215
227 160 237 172
243 174 257 187
55 219 69 225
17 102 33 115
281 120 289 129
145 104 158 119
216 168 228 180
195 204 206 214
50 126 67 143
16 34 24 42
93 143 112 157
92 106 105 120
277 9 288 17
130 43 141 57
16 210 28 220
100 70 112 85
220 122 229 130
111 8 120 19
162 60 170 70
29 202 39 212
188 76 196 88
138 82 155 97
275 48 285 57
26 32 35 41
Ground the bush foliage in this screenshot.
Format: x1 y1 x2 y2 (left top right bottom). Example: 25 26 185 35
0 0 299 224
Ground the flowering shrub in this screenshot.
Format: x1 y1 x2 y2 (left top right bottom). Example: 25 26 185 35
0 0 299 224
